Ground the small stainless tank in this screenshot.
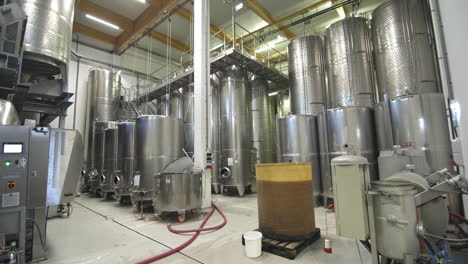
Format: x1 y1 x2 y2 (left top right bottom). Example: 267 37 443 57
219 65 253 196
90 121 116 192
325 18 375 108
183 85 194 156
276 115 321 204
132 115 183 202
251 75 276 164
321 107 378 196
0 99 20 125
153 172 202 213
115 121 135 198
288 35 326 115
372 0 439 101
101 127 118 196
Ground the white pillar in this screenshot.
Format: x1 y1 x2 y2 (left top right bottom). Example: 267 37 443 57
194 0 212 209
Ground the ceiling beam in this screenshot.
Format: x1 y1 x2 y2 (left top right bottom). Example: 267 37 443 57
149 30 191 52
73 22 117 45
244 0 295 39
75 0 134 32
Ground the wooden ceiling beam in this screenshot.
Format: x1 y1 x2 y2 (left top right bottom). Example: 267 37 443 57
149 30 191 52
75 0 134 32
73 22 117 45
244 0 295 39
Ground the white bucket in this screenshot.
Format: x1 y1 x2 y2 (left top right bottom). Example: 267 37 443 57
244 231 262 258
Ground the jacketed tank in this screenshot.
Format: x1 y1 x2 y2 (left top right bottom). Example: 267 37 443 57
101 127 118 198
251 75 276 164
320 107 378 196
372 0 439 101
183 85 194 156
132 115 183 203
89 121 116 193
288 36 326 115
19 0 75 76
325 18 375 108
276 115 321 204
219 65 253 197
115 121 135 199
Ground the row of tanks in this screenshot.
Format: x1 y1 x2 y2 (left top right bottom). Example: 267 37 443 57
281 0 455 209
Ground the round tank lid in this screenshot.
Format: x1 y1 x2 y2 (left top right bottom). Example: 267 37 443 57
331 155 368 165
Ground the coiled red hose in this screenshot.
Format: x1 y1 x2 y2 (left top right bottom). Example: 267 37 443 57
135 201 227 264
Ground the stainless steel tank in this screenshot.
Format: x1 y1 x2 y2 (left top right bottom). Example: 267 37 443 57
153 172 202 213
209 78 221 194
251 75 276 164
321 107 378 196
20 0 75 75
374 101 394 151
157 94 169 116
325 18 375 108
115 121 135 198
276 91 291 118
133 115 183 202
0 99 20 125
169 90 184 119
389 93 452 174
84 68 121 174
372 0 439 101
276 115 321 204
101 127 118 197
219 65 253 196
288 35 326 115
90 121 116 192
183 85 194 156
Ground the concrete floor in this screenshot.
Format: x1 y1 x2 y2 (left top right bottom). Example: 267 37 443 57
41 193 373 264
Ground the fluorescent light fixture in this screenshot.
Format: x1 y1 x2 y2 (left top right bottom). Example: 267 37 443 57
136 0 146 3
256 45 271 53
336 7 346 19
268 91 279 97
86 14 120 30
323 1 332 8
277 35 286 41
235 2 244 11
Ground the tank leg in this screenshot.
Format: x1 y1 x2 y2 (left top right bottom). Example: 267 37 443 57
220 184 224 194
213 184 220 194
237 186 246 197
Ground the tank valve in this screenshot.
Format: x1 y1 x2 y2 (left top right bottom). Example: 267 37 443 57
324 239 332 254
220 167 231 178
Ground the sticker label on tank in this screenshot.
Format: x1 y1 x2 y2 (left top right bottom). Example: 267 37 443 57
134 175 140 186
2 192 19 207
228 158 234 166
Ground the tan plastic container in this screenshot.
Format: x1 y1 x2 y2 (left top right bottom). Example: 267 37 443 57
256 162 316 241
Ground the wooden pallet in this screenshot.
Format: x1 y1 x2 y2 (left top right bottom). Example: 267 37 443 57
242 228 321 260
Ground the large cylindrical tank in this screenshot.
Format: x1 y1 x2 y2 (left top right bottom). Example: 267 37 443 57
90 121 116 191
276 115 321 204
210 79 221 194
219 65 253 197
133 115 183 201
115 121 135 197
257 163 316 240
374 101 394 151
251 75 276 164
389 93 452 174
20 0 75 75
170 90 184 119
321 107 378 195
372 0 439 101
101 127 118 195
183 85 194 156
276 91 291 118
288 36 326 115
157 95 169 115
325 18 375 108
0 99 20 125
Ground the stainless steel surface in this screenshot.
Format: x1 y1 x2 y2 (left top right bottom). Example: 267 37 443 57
169 90 184 119
153 172 202 212
183 85 194 156
209 78 221 193
133 115 183 200
288 36 326 115
390 93 452 174
275 91 291 118
372 0 439 101
373 101 394 151
0 99 20 125
251 75 276 164
370 181 419 260
325 18 375 108
20 0 75 74
219 65 253 196
115 122 135 197
276 115 321 204
321 107 378 196
90 121 116 191
101 127 118 194
85 69 121 169
47 129 83 205
157 94 169 116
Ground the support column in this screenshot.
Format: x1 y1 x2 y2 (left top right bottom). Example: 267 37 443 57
194 0 212 209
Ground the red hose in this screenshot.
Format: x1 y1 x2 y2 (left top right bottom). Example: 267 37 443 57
135 201 227 264
449 211 468 225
